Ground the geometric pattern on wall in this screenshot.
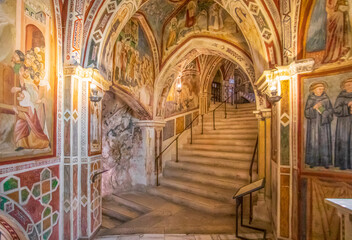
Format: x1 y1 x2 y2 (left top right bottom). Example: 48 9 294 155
0 167 60 240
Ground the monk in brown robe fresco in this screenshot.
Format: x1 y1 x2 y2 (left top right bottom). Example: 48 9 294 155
305 82 333 168
334 78 352 170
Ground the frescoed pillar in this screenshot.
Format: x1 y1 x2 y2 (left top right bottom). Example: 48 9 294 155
60 66 110 240
134 120 166 186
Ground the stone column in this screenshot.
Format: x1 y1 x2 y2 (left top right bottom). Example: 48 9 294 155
253 109 272 223
199 92 208 115
134 120 166 186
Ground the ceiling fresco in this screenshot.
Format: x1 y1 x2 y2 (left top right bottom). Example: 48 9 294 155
139 0 250 64
139 0 182 47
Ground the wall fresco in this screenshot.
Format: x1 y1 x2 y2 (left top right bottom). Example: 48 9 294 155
302 71 352 171
161 0 249 62
305 0 352 65
165 59 200 117
0 0 56 162
113 18 154 114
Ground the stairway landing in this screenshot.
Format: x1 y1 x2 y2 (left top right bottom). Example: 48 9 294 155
97 192 272 238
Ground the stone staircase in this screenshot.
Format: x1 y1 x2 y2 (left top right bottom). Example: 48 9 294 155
101 194 151 230
99 103 259 236
148 103 258 215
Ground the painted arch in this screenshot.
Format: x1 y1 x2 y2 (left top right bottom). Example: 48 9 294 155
153 37 255 118
81 0 282 81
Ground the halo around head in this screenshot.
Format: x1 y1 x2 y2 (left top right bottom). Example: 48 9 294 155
340 78 352 90
309 81 328 92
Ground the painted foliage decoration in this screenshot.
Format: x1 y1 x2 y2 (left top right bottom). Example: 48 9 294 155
113 18 154 114
305 0 352 65
0 0 56 161
165 59 200 117
302 70 352 171
162 0 249 62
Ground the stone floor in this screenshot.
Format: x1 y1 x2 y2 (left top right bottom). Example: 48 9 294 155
97 192 271 239
96 233 271 240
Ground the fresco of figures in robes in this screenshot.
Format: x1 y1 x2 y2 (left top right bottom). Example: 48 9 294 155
165 59 200 118
0 0 55 161
113 19 154 114
305 0 352 65
303 71 352 171
162 0 249 62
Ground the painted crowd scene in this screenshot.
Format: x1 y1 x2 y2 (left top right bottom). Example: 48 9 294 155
0 0 55 161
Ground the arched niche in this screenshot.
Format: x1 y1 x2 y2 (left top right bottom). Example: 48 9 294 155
25 24 45 51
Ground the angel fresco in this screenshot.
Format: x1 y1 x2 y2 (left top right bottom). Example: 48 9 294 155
334 78 352 170
305 82 333 168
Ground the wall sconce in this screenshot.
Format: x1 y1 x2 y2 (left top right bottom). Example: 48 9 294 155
267 69 282 104
90 83 102 105
176 74 182 93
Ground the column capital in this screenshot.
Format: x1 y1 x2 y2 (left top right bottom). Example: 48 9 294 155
63 66 111 91
253 108 271 120
289 58 315 75
134 120 166 129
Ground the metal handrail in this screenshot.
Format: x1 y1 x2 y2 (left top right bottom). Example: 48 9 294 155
155 113 202 185
212 95 232 130
249 135 259 224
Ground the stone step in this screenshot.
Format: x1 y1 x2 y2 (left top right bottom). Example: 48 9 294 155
163 167 247 189
110 194 151 213
178 149 252 161
102 199 143 222
201 124 257 131
202 119 257 127
203 112 255 117
147 186 236 215
193 133 257 141
182 143 254 153
159 177 235 203
195 128 258 135
204 117 258 124
165 161 250 180
191 138 256 146
102 215 123 229
174 154 254 169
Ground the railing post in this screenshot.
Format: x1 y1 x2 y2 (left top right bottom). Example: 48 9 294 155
190 122 193 144
235 91 238 109
201 114 204 134
176 137 178 162
156 156 159 186
225 101 227 119
213 110 215 130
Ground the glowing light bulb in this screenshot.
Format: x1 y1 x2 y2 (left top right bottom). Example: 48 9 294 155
91 83 97 89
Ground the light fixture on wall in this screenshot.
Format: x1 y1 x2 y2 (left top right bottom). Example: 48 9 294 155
176 74 182 93
90 83 102 105
267 69 282 104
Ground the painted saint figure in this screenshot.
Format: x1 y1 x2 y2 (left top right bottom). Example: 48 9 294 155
322 0 350 63
185 0 197 28
166 17 178 50
334 78 352 170
305 82 333 168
